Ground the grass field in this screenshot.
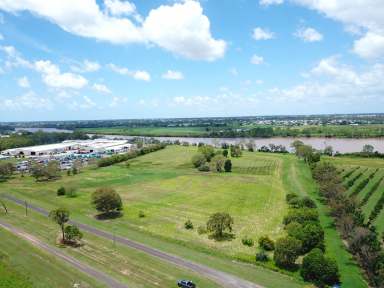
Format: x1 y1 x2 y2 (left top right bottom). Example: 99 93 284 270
327 156 384 234
0 146 368 287
0 223 103 288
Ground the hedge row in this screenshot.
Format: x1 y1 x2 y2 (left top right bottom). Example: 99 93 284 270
360 176 384 206
97 144 166 167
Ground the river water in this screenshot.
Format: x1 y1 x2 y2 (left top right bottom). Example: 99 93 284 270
95 134 384 153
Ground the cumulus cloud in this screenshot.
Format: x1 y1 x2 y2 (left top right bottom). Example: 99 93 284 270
250 54 264 65
294 27 323 42
17 76 30 88
35 60 88 89
0 0 226 61
259 0 284 6
0 91 52 110
92 83 111 94
253 27 275 40
162 70 184 80
71 59 101 73
292 0 384 59
108 63 151 81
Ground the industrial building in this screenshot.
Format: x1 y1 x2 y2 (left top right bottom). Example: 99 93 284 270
1 139 133 157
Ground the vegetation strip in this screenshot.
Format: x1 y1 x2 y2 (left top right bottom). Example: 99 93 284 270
360 176 384 207
1 194 263 288
0 220 127 288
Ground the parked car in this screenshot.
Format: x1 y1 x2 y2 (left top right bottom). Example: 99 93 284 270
177 280 196 288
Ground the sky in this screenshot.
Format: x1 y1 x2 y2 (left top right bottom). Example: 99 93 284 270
0 0 383 121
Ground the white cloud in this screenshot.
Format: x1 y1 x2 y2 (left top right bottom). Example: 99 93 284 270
252 27 275 40
294 27 323 42
1 45 33 69
92 83 111 94
0 0 225 61
17 76 30 88
69 96 97 110
71 59 100 73
104 0 136 16
0 91 52 110
35 60 88 89
292 0 384 59
259 0 284 6
162 70 184 80
108 63 151 81
250 54 264 65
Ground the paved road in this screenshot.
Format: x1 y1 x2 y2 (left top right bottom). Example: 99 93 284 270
2 194 263 288
0 220 128 288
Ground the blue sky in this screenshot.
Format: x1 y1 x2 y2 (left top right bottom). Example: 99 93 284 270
0 0 383 121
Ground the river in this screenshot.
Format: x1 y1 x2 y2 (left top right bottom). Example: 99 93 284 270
94 134 384 154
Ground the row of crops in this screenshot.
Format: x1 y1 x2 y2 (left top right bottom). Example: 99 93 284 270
232 159 277 175
340 165 384 233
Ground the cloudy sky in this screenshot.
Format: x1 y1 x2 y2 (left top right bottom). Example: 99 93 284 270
0 0 383 121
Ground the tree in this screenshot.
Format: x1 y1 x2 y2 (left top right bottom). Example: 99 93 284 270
274 236 302 268
198 145 215 162
31 162 45 181
64 225 83 242
291 140 304 153
224 159 232 172
91 187 123 216
362 144 374 154
301 248 340 287
286 222 324 254
222 149 228 157
206 212 234 239
230 145 242 157
210 155 226 172
46 160 60 179
258 236 275 251
0 162 14 180
191 153 206 168
49 208 70 242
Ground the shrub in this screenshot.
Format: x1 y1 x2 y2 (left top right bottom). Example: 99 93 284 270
258 236 275 251
301 248 340 287
184 219 194 230
138 210 145 218
273 236 302 268
57 186 66 196
210 155 226 172
206 212 234 239
298 197 317 208
224 159 232 172
283 208 319 225
198 145 215 162
256 250 269 262
192 153 207 168
64 225 83 242
241 237 254 247
286 193 299 202
198 164 210 172
197 226 207 235
286 222 324 254
222 149 228 157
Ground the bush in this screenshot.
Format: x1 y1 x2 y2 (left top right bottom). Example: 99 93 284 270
198 145 215 162
197 164 210 172
91 187 123 216
197 226 207 235
57 186 66 196
224 159 232 172
258 236 275 251
138 210 145 218
283 208 319 225
256 250 269 262
184 219 194 230
273 236 302 268
286 193 299 202
301 248 340 287
286 222 324 254
64 225 83 242
192 153 207 168
298 197 317 208
241 237 254 247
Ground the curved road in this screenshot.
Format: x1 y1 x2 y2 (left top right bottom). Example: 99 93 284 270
2 194 263 288
0 220 127 288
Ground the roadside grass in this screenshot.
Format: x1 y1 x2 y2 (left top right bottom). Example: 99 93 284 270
0 221 102 288
282 155 367 288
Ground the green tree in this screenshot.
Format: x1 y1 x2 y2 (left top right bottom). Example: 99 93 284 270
273 236 302 268
45 160 60 179
210 155 226 172
301 248 340 287
222 149 228 157
49 208 70 242
0 162 14 180
64 225 83 242
191 153 206 168
323 145 333 156
362 144 374 154
91 187 123 216
224 159 232 172
286 222 324 254
206 212 234 239
291 140 304 153
198 145 215 162
230 145 242 157
258 236 275 251
30 163 45 181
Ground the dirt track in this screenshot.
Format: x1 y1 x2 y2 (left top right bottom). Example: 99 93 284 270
2 194 263 288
